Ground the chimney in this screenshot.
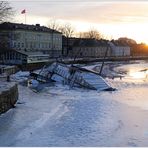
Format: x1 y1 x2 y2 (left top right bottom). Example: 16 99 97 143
36 24 40 27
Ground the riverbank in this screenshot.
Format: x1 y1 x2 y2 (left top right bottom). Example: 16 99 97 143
0 61 148 146
16 56 148 71
0 82 18 114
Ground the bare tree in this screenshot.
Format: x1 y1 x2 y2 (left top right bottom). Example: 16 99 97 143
0 1 14 23
48 21 75 57
59 23 74 38
48 19 60 31
48 21 75 37
58 23 75 56
79 28 103 40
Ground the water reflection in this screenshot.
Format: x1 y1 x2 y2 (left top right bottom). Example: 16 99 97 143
129 69 148 79
115 62 148 80
112 62 148 110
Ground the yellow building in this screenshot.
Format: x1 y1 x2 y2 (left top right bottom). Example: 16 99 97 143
0 22 62 59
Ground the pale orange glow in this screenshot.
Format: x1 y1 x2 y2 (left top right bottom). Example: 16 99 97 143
129 70 148 79
11 1 148 44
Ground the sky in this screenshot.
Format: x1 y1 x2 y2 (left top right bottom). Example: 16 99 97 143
8 0 148 43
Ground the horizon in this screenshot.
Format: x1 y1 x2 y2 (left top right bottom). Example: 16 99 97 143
8 0 148 44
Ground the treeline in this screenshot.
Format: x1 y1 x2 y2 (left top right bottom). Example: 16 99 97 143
110 37 148 57
0 1 13 23
131 43 148 56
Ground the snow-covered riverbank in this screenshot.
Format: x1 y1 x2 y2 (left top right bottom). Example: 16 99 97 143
0 61 148 146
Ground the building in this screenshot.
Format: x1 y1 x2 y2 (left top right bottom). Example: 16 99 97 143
0 49 50 65
0 49 27 65
65 38 110 58
109 41 131 57
0 22 62 62
62 36 80 56
63 38 131 59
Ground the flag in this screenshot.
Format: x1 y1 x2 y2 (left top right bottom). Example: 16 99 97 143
21 9 26 14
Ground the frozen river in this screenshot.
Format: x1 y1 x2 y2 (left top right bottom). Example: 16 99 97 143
0 61 148 146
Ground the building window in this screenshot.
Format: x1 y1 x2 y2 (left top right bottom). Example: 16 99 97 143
17 42 20 48
22 43 24 48
16 53 18 60
10 52 12 60
42 43 44 48
34 43 36 48
45 43 48 48
13 42 16 48
18 54 21 60
30 42 32 48
26 43 28 48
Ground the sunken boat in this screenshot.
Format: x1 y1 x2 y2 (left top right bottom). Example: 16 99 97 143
30 62 114 91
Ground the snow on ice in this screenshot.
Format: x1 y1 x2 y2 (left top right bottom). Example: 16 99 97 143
0 61 148 146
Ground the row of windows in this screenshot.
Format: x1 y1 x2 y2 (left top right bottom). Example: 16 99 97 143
12 42 51 49
11 42 62 51
9 32 61 42
1 52 26 60
74 48 108 54
21 33 61 42
75 47 107 51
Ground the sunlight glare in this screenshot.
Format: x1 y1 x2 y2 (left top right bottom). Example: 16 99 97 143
129 70 148 79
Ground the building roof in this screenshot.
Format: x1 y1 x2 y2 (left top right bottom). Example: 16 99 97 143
0 49 49 57
0 49 27 56
0 22 62 34
111 40 130 46
22 51 49 57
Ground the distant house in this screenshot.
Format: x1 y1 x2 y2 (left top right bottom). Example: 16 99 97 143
62 36 79 56
63 38 131 58
108 41 131 57
66 38 110 58
0 22 62 60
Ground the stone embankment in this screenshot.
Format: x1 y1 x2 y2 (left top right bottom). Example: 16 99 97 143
0 82 18 114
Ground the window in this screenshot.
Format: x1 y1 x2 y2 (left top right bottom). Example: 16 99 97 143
17 42 20 48
42 43 44 48
26 43 28 48
45 43 48 48
22 43 24 48
10 52 12 60
18 54 21 60
34 43 36 48
30 42 32 48
13 42 16 48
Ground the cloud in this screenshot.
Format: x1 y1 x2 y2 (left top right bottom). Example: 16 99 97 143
10 1 148 25
9 0 148 43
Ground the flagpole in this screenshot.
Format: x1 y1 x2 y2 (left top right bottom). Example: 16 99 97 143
21 9 27 52
25 11 26 24
21 9 26 24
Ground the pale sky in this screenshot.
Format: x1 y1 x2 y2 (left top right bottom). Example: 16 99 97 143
8 0 148 43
